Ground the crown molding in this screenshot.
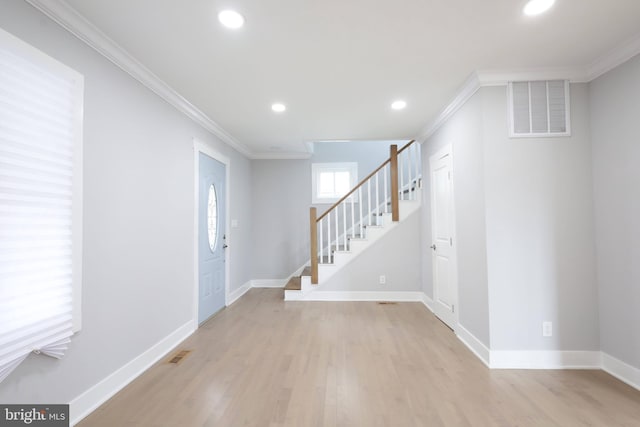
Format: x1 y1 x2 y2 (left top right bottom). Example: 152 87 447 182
304 141 316 154
249 151 312 160
417 67 581 141
24 0 253 158
418 31 640 143
417 72 481 142
587 32 640 81
476 66 590 85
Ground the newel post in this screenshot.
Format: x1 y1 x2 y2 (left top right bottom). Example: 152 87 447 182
310 207 319 284
390 145 399 221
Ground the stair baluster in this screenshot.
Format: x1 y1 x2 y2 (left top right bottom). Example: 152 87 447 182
318 217 323 265
359 187 363 238
327 211 332 264
343 201 347 249
350 193 355 246
384 164 389 213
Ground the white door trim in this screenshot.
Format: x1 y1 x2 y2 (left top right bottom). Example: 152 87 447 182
429 144 459 331
193 138 231 327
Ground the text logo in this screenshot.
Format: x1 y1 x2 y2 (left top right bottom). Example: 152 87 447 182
1 405 68 426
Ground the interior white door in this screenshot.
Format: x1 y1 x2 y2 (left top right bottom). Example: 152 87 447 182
198 152 226 324
429 146 457 330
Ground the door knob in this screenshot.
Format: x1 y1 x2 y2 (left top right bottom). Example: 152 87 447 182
430 244 436 250
223 244 229 249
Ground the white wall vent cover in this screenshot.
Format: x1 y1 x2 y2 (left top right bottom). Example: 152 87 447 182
508 80 571 138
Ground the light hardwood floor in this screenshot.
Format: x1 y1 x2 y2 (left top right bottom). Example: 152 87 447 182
79 289 640 426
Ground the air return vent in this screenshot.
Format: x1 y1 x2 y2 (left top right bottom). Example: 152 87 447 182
508 80 570 138
168 350 191 364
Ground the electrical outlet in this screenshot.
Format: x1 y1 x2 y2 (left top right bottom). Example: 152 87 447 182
231 219 239 228
379 275 386 285
542 321 553 337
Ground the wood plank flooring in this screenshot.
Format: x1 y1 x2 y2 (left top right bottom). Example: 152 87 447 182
79 289 640 426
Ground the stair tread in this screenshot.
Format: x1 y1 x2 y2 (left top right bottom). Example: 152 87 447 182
301 266 311 277
284 276 301 291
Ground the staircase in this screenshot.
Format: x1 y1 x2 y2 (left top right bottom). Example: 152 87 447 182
285 140 421 301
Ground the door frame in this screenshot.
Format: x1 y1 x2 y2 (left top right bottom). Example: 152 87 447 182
193 138 231 327
429 144 459 331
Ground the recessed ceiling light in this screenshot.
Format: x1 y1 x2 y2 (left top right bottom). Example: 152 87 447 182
218 10 245 29
271 103 286 113
391 100 407 110
523 0 555 16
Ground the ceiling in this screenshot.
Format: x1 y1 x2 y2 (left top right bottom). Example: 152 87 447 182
61 0 640 156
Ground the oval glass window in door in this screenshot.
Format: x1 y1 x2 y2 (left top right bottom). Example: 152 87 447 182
207 184 218 252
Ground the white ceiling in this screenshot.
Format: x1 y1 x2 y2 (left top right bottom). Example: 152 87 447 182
61 0 640 156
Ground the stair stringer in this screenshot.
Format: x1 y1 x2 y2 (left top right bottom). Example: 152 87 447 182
285 193 421 301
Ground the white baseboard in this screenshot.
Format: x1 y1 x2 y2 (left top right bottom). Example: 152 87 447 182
69 320 195 426
456 324 490 368
227 281 252 306
299 291 425 302
602 352 640 391
420 293 435 312
251 263 309 290
251 279 286 288
288 261 309 280
416 294 605 371
418 297 491 368
490 350 601 370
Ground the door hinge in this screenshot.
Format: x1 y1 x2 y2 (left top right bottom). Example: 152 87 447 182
452 304 455 313
450 237 453 246
448 171 451 180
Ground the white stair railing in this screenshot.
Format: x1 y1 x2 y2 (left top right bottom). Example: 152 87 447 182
310 140 421 284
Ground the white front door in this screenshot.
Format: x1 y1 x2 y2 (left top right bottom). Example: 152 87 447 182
429 146 457 330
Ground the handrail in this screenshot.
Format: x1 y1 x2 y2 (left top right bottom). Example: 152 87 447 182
316 139 416 222
397 140 415 155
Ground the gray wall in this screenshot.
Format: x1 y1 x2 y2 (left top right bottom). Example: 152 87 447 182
312 141 397 179
421 92 491 346
320 210 422 292
590 53 640 369
229 153 253 290
483 84 599 351
0 1 252 404
421 84 600 352
250 159 311 279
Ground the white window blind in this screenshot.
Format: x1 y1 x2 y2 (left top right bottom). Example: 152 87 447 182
508 80 571 138
0 28 83 383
